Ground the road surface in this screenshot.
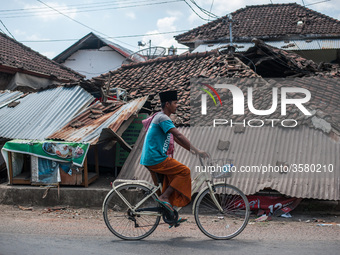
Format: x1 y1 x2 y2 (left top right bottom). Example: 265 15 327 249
0 205 339 255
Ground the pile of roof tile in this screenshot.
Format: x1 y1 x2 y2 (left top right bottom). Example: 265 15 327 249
237 39 330 77
97 50 258 126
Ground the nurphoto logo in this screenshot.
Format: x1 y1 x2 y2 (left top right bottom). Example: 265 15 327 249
197 81 312 128
201 84 311 116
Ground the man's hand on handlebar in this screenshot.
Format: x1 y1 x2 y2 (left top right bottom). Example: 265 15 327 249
196 149 210 159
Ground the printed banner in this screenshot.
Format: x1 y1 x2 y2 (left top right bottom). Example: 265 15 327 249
231 195 302 216
2 139 90 167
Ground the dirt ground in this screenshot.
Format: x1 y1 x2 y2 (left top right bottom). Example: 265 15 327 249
1 204 339 241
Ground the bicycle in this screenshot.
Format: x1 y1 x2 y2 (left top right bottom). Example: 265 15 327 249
102 156 250 240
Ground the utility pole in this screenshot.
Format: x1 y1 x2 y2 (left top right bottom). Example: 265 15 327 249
227 14 235 56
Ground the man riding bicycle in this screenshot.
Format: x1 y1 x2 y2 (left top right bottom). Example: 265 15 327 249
140 90 208 220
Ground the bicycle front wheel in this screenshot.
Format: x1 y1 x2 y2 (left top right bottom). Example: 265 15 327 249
103 184 161 240
194 183 250 240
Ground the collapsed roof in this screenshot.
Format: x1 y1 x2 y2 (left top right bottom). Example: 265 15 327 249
97 50 259 126
237 39 338 78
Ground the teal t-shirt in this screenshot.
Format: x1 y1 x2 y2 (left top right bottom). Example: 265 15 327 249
140 112 175 166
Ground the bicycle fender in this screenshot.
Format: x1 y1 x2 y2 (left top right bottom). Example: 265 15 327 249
192 186 209 214
192 182 228 214
102 182 154 214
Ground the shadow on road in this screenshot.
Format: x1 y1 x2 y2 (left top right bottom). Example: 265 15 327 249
110 236 256 252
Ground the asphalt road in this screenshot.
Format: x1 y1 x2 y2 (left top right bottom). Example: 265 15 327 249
0 205 339 255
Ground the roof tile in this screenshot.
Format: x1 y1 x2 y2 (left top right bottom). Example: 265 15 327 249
97 50 258 126
176 3 340 44
0 32 83 82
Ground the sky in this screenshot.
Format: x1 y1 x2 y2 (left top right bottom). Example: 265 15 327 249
1 0 340 59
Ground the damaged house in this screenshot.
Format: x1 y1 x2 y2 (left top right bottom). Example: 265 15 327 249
0 31 84 92
175 3 340 64
95 44 339 207
0 86 147 187
0 32 146 187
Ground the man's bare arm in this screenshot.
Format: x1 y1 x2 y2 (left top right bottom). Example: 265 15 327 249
173 135 186 149
169 128 208 158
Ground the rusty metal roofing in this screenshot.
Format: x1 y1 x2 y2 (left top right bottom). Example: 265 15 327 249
0 90 24 109
0 86 93 140
48 96 148 144
118 126 340 201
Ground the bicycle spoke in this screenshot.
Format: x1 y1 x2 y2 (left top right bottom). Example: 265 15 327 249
194 184 250 240
103 184 161 240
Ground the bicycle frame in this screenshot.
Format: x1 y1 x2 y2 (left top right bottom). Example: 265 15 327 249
111 167 224 216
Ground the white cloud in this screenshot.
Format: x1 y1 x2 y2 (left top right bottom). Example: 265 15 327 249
125 11 136 20
211 0 247 16
185 0 246 25
310 1 340 20
166 10 183 18
24 2 78 21
188 12 201 24
157 16 177 31
14 30 48 41
41 51 56 59
143 16 188 54
13 29 27 37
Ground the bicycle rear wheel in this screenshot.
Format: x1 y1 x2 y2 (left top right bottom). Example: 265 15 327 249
103 183 161 240
194 183 250 240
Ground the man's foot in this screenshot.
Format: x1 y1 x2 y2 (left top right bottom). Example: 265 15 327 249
169 217 187 228
155 199 175 214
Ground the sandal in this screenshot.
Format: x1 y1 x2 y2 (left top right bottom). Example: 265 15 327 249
155 199 175 214
169 217 187 228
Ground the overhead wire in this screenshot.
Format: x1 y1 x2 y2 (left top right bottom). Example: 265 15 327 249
305 0 331 7
1 0 174 13
36 0 137 50
19 29 190 43
188 0 218 19
0 0 182 19
183 0 211 21
208 0 215 22
0 20 15 39
0 0 148 12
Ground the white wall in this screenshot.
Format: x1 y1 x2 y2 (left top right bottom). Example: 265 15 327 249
63 46 126 79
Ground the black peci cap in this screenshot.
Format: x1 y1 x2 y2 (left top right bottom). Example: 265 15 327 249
159 90 178 103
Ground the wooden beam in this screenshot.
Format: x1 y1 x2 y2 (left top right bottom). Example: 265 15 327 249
83 156 88 187
94 144 99 175
8 151 13 185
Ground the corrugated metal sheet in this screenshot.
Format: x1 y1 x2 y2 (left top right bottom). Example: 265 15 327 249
118 126 340 200
193 39 340 53
0 90 24 109
193 43 254 53
48 96 148 144
0 86 94 140
270 39 340 51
